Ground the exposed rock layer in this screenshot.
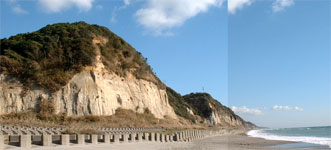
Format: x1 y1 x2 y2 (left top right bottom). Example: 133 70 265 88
0 70 177 119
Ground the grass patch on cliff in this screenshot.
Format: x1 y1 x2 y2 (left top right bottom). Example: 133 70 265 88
0 108 184 133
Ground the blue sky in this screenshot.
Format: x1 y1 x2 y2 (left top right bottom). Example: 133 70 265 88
1 0 330 128
228 0 330 128
0 0 228 104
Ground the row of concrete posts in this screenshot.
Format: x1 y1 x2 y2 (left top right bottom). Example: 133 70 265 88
0 130 221 149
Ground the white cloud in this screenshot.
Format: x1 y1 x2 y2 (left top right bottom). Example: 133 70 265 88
111 0 131 23
273 105 291 110
273 105 303 111
12 5 28 14
231 106 263 115
272 0 294 12
294 106 304 111
7 0 28 14
228 0 294 14
135 0 223 35
38 0 94 13
228 0 254 14
124 0 130 5
111 9 118 23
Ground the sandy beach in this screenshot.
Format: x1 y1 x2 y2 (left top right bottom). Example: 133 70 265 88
5 132 330 150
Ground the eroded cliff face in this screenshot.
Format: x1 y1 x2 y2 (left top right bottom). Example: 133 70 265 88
206 106 246 127
182 93 248 128
0 58 177 119
0 30 177 120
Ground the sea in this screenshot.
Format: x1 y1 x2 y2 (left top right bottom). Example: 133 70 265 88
247 126 331 149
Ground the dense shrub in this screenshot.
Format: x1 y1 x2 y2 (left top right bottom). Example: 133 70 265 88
0 22 97 91
183 92 238 120
183 93 215 118
37 95 57 121
166 87 195 122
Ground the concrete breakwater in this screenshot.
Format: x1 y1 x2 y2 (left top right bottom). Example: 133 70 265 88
0 125 165 135
0 125 234 149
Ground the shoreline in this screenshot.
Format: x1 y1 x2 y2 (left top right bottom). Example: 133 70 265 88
245 129 330 150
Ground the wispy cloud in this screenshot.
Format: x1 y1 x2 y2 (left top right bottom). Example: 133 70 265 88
294 106 304 111
38 0 94 13
12 5 28 14
124 0 130 5
273 105 303 111
7 0 28 14
228 0 254 14
110 0 132 23
272 0 294 12
228 0 294 14
135 0 223 36
231 106 263 115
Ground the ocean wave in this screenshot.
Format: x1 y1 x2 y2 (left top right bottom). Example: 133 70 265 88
247 130 331 148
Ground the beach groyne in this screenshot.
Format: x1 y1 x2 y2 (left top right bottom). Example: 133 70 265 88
0 125 235 149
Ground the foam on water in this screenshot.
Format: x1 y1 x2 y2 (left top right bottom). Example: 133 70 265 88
247 129 331 148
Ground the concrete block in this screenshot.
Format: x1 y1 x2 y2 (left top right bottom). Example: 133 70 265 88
123 134 129 143
150 133 155 142
144 133 149 141
103 134 110 144
0 135 4 150
155 133 160 142
77 134 85 145
61 134 70 146
138 133 143 142
179 132 183 141
91 134 98 144
165 135 170 142
130 133 136 142
42 134 52 146
160 134 165 142
114 134 120 143
19 135 31 148
175 133 180 141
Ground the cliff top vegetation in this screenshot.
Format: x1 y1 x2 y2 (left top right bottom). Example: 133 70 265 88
0 22 164 92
